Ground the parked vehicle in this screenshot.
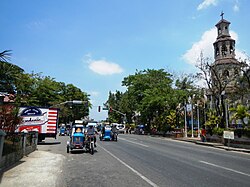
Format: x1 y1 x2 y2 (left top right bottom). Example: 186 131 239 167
17 106 59 142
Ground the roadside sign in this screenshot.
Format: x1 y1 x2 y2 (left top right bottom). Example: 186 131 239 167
102 108 108 110
186 104 192 112
223 131 234 140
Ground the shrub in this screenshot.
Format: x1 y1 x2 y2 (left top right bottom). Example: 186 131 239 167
212 127 224 136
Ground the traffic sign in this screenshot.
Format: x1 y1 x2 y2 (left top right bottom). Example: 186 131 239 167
223 131 234 140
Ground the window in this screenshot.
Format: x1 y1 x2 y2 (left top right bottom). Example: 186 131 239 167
222 44 227 56
218 28 222 34
234 68 239 75
223 70 229 77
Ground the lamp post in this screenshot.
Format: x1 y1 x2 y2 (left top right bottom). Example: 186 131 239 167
221 91 226 128
197 101 200 138
225 99 229 129
191 105 194 138
184 101 187 138
188 96 194 138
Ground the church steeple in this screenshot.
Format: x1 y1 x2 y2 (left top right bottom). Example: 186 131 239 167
213 12 236 61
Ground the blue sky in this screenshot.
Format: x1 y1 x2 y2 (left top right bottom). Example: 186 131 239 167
1 0 250 121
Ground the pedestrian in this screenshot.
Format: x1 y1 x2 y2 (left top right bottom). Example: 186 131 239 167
201 125 206 142
128 126 132 134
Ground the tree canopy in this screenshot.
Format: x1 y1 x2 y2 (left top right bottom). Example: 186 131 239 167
106 69 200 132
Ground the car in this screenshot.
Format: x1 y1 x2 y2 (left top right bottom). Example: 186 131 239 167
117 124 126 134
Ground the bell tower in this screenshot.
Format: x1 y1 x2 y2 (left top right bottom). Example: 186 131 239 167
211 12 241 94
213 12 236 61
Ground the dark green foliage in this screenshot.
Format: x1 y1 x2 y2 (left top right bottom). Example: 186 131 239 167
0 50 90 125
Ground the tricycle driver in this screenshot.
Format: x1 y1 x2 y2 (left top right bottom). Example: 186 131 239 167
86 124 98 147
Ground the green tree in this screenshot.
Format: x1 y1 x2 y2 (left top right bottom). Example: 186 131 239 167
121 69 174 131
0 50 24 93
0 50 22 133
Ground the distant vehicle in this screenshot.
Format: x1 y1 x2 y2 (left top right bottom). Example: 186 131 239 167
99 125 117 141
100 127 112 141
59 127 66 136
135 125 145 135
117 124 126 134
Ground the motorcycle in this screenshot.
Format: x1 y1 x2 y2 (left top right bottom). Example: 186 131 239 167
85 135 95 155
112 132 118 141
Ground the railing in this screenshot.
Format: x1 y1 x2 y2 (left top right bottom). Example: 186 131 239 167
0 130 38 171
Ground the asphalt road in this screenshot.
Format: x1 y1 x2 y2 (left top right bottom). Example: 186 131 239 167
38 134 250 187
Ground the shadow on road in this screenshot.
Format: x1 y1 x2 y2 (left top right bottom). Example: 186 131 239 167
38 141 61 145
68 149 98 154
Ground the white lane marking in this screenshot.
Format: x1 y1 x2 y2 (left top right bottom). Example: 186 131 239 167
199 161 250 177
99 145 158 187
119 137 149 147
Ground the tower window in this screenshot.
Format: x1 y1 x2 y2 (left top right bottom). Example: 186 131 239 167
216 47 219 56
230 44 234 54
222 44 227 56
218 28 222 34
225 26 228 30
234 68 239 75
223 70 229 77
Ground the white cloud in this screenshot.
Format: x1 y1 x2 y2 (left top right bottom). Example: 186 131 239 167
197 0 218 10
88 59 123 75
82 54 123 75
182 28 248 65
182 28 217 64
233 4 239 12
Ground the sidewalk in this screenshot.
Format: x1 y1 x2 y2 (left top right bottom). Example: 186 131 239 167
174 137 250 153
0 150 66 187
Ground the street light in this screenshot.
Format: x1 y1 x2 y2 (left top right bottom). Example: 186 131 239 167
184 101 187 138
187 96 194 138
196 101 200 138
52 100 87 107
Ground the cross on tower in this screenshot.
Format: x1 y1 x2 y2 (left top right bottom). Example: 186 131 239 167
220 11 224 19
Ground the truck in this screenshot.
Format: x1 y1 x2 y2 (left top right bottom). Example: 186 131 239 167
17 106 59 142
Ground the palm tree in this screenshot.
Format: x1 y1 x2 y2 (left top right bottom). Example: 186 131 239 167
0 50 24 93
230 104 250 127
0 50 11 62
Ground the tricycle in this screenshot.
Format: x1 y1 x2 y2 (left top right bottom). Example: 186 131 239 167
67 124 95 154
59 127 66 136
99 125 117 141
67 125 85 153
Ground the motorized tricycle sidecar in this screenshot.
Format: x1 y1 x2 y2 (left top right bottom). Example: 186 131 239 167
67 132 85 153
67 125 85 153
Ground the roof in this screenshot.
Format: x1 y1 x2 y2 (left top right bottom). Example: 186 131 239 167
0 92 15 103
215 19 230 27
87 122 97 127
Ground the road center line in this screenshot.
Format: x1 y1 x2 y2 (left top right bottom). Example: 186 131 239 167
199 160 250 177
119 137 149 147
99 145 158 187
